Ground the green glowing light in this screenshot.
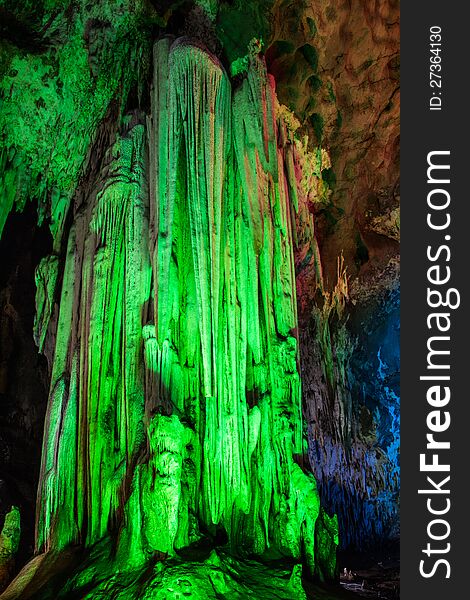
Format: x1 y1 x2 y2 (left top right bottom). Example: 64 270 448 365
1 17 337 595
43 39 336 589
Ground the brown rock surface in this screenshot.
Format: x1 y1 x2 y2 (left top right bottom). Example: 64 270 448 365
267 0 399 291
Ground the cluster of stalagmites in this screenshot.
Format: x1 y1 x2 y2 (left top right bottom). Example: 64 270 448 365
2 37 337 599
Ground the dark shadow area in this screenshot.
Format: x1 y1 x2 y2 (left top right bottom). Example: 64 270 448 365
0 202 52 571
337 539 400 600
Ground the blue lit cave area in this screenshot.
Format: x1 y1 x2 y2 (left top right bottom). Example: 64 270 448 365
0 1 399 599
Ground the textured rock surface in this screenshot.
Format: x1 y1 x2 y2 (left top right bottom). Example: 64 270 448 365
0 507 20 591
0 0 399 595
266 0 400 285
265 0 400 550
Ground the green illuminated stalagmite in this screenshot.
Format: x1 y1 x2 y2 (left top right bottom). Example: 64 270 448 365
36 121 152 554
27 37 337 597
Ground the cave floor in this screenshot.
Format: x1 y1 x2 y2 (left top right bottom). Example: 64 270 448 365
1 556 399 600
1 539 400 600
335 544 400 600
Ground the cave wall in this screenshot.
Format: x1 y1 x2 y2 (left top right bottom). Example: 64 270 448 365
0 0 400 578
265 0 400 550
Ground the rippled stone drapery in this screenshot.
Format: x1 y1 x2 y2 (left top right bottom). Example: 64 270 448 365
36 119 152 553
34 37 337 582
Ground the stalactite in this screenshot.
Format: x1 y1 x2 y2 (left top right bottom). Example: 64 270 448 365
5 34 337 599
35 121 152 554
141 37 337 574
33 255 59 354
0 1 402 595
